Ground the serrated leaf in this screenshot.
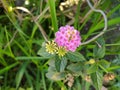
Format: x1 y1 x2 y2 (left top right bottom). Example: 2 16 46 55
66 52 85 62
91 71 103 90
87 64 98 74
60 57 67 72
55 57 61 72
67 62 83 75
46 72 65 81
48 66 56 72
93 37 105 58
55 56 67 72
48 59 55 67
37 46 54 58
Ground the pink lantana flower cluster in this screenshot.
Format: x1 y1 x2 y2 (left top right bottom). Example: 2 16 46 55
55 25 81 52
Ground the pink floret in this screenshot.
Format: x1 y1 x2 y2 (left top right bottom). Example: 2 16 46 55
55 25 81 52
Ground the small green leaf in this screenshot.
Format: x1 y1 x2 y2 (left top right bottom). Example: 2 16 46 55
48 60 56 72
91 71 103 90
67 62 83 75
48 59 55 67
55 57 61 72
46 72 65 81
66 52 85 62
48 66 56 72
37 46 54 58
60 57 67 72
55 56 67 72
93 37 105 58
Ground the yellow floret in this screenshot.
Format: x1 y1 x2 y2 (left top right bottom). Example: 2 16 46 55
56 46 67 57
45 40 57 54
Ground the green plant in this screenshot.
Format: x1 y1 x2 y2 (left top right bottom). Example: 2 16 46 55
0 0 120 90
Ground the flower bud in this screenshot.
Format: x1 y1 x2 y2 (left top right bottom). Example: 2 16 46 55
8 6 13 12
89 59 95 64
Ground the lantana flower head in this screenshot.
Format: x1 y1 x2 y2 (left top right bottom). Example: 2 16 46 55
56 46 67 57
45 40 57 54
55 25 81 52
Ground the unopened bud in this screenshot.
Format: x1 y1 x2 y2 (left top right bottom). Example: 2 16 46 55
89 59 95 64
8 6 13 12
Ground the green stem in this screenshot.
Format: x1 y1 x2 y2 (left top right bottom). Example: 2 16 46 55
76 79 81 90
68 87 71 90
42 71 47 90
4 72 8 90
48 81 53 90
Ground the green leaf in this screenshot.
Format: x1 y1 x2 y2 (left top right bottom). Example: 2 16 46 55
46 72 65 81
16 62 29 89
67 62 83 75
66 52 86 62
91 71 103 90
26 87 33 90
48 59 55 67
97 60 110 73
48 0 58 32
55 57 61 72
87 64 98 74
88 17 120 35
16 56 50 60
60 57 67 72
93 37 105 58
55 56 67 72
0 62 19 74
48 59 56 72
107 4 120 17
109 86 120 90
18 87 25 90
107 65 120 71
37 46 54 58
25 71 33 89
98 60 110 69
48 66 56 72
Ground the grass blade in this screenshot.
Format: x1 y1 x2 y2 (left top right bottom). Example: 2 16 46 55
48 0 58 32
16 56 50 60
16 61 29 89
0 62 19 74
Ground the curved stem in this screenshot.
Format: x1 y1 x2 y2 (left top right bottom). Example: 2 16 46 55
14 7 49 42
81 0 107 45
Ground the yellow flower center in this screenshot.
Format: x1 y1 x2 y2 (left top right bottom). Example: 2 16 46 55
57 46 67 57
45 40 57 54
